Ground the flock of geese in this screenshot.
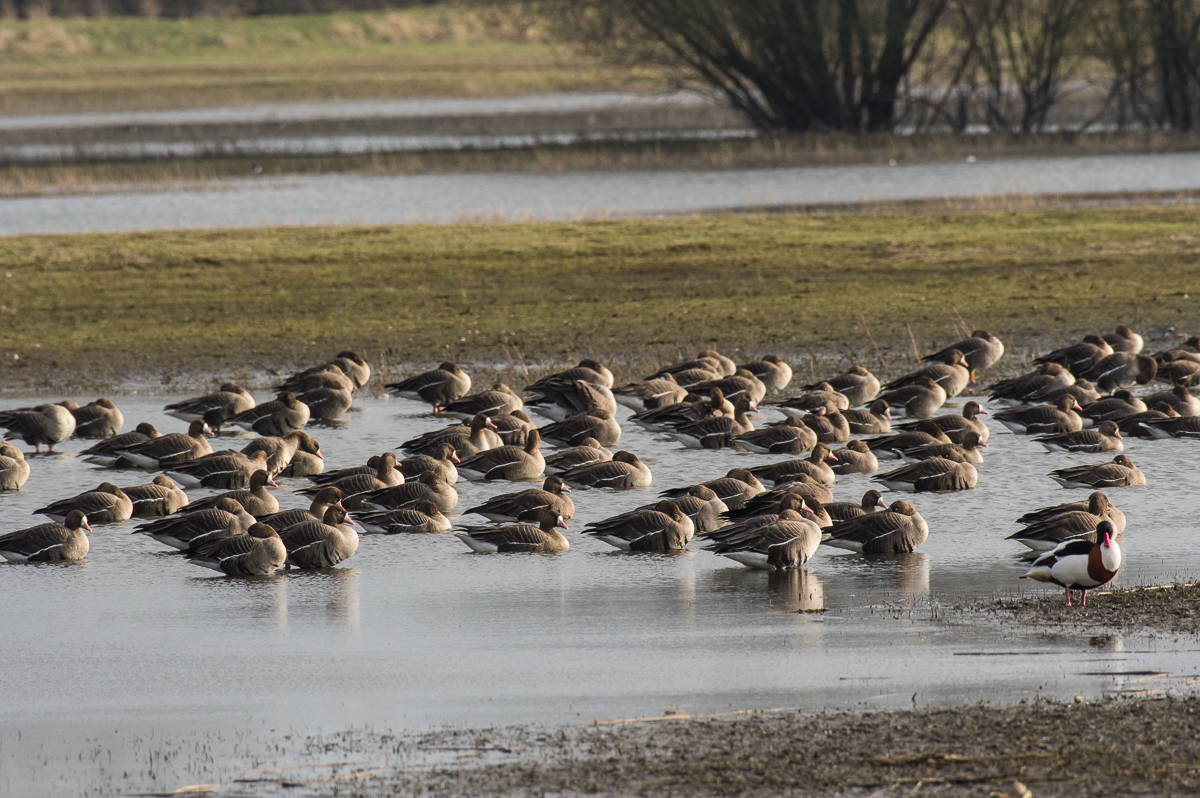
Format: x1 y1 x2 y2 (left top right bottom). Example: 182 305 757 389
1 324 1190 605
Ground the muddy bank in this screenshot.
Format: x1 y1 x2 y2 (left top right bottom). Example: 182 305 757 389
960 583 1200 637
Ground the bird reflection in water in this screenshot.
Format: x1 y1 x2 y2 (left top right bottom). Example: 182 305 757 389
858 552 930 603
287 567 361 631
767 568 825 613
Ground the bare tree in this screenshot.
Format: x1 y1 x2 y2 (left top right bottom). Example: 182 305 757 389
1145 0 1200 129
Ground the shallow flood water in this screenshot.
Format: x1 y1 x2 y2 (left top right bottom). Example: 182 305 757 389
5 151 1200 235
1 390 1198 795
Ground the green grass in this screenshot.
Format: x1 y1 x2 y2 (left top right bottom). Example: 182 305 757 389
1 206 1198 390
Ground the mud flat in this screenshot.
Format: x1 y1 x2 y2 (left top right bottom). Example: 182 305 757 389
961 583 1200 637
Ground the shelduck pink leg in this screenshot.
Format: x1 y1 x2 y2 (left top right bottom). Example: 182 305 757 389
1065 587 1072 607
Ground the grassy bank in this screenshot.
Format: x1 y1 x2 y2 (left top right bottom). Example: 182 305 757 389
1 206 1198 393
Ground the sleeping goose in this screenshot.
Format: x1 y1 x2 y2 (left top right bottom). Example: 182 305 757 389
584 500 694 551
455 508 569 553
689 369 768 406
632 388 732 431
669 397 758 449
528 359 615 392
872 450 977 493
989 363 1075 403
1141 385 1200 417
34 482 132 523
240 430 323 477
1138 415 1200 439
490 411 537 446
361 471 458 514
181 470 279 517
824 489 889 523
1007 492 1118 552
294 385 353 421
1021 522 1121 606
544 438 612 474
866 421 951 459
398 442 459 483
279 506 358 569
112 420 214 469
260 487 343 531
0 441 31 491
924 330 1005 373
400 414 502 457
802 365 880 407
304 456 381 486
457 429 544 481
164 383 256 422
1016 491 1126 534
134 498 254 550
1081 353 1157 392
282 351 370 392
538 407 621 448
524 379 617 422
560 450 652 489
0 403 76 452
123 475 189 518
355 500 451 534
298 452 401 510
440 383 523 419
884 349 971 398
745 444 838 486
1029 379 1101 407
185 522 287 577
1101 325 1144 354
727 478 832 518
822 500 929 553
631 485 727 534
386 362 472 411
733 417 815 455
799 406 850 444
646 350 733 380
165 449 271 490
1078 390 1147 425
878 376 946 418
843 399 891 435
778 383 851 416
226 392 310 436
69 398 124 439
613 374 688 412
830 440 878 474
464 476 574 522
279 363 354 393
736 355 793 393
660 468 764 511
78 422 159 464
1035 335 1115 375
896 401 989 444
0 510 91 562
994 395 1083 434
279 449 324 478
1048 455 1145 488
898 431 986 464
1036 420 1123 453
703 508 822 570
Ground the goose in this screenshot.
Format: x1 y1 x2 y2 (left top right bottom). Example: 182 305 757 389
704 508 822 570
226 392 310 436
783 383 852 415
1121 402 1182 438
989 363 1075 403
1048 455 1145 488
398 442 459 483
799 406 850 444
124 475 190 518
709 493 809 530
1078 390 1147 426
0 403 76 452
524 379 617 422
660 468 764 511
1138 415 1200 439
631 485 727 534
69 398 124 439
831 440 879 474
823 500 929 554
34 482 132 523
1017 492 1126 534
294 385 353 421
802 365 881 407
455 508 570 553
824 489 889 523
386 362 472 411
878 376 947 418
736 355 793 393
668 367 731 389
898 431 986 464
527 359 615 391
355 500 451 534
181 470 279 517
440 383 523 419
464 476 574 522
690 369 768 406
1034 335 1114 375
544 437 612 474
0 510 91 562
185 522 287 577
134 498 254 551
240 430 323 477
78 422 160 464
632 388 732 430
1008 492 1118 552
457 429 544 481
165 449 271 489
646 350 734 380
490 411 538 446
733 417 815 454
746 444 839 486
1021 521 1121 606
669 397 758 449
279 450 324 478
843 399 892 434
400 414 502 457
897 401 989 444
613 374 688 412
924 330 1005 373
260 487 344 531
1036 420 1123 453
872 450 977 493
866 421 951 459
1142 385 1200 417
280 364 355 394
1081 353 1157 392
299 452 401 509
995 395 1083 434
584 500 695 551
729 477 833 517
1146 353 1197 384
164 383 256 422
279 506 358 569
560 450 652 489
1101 325 1144 354
282 351 370 391
309 460 385 491
538 407 622 447
112 420 214 469
885 349 972 398
0 441 30 490
361 471 458 514
1029 379 1101 407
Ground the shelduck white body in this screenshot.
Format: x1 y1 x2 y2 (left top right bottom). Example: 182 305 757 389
1020 521 1122 606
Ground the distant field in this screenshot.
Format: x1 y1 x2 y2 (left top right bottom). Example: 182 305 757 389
0 207 1197 392
0 8 661 114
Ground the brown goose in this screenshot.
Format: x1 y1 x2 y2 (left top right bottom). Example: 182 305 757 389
538 407 622 448
669 367 730 389
1139 415 1200 439
165 383 256 422
361 471 458 514
843 399 892 434
733 476 833 515
633 388 732 431
0 440 30 491
182 470 279 517
1017 491 1126 535
355 500 452 534
1029 380 1102 406
294 385 353 421
279 506 358 569
185 522 287 577
261 487 344 531
777 384 850 416
1119 402 1180 437
400 414 502 457
0 403 76 452
831 440 878 474
282 351 371 392
878 377 947 418
306 455 387 486
241 430 323 477
1151 356 1193 385
441 383 524 419
823 500 929 553
163 449 268 490
227 392 310 436
455 508 569 553
585 500 695 551
399 443 459 483
1142 385 1200 416
1101 325 1144 354
669 397 758 449
299 452 402 509
646 351 733 380
897 401 990 444
801 406 850 443
280 364 355 393
885 349 972 398
0 510 91 562
873 450 977 493
866 420 951 459
115 420 214 469
734 417 816 455
803 365 881 407
745 444 838 486
134 498 254 551
529 359 615 390
560 450 652 489
34 482 132 524
79 422 160 464
464 476 574 522
632 485 727 534
1078 390 1147 425
824 489 889 523
279 450 324 478
1037 420 1123 453
457 429 544 481
490 411 538 446
924 330 1005 373
661 468 764 511
1081 353 1157 392
989 363 1075 403
995 395 1083 434
704 509 822 570
1035 335 1115 375
898 431 986 464
613 374 688 412
124 475 189 518
544 438 612 474
736 355 793 393
1049 455 1145 488
690 370 768 406
386 362 472 411
69 398 124 439
1007 492 1117 552
524 378 617 422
